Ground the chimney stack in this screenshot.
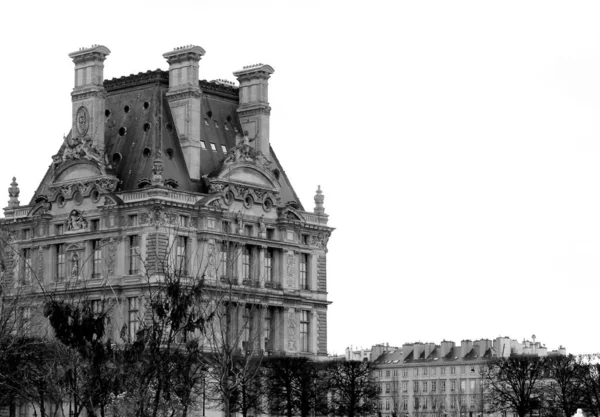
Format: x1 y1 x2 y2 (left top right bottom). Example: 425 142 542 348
233 64 275 157
163 45 205 180
68 45 110 150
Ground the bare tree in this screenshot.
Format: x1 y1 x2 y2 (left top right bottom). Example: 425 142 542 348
326 360 378 417
482 355 547 417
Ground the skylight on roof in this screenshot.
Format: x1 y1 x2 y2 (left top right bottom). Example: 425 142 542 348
200 141 207 150
210 143 217 151
221 145 227 153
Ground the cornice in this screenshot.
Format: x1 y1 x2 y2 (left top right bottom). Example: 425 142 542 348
104 70 169 92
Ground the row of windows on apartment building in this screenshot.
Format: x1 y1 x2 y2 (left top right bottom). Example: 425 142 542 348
376 365 480 379
378 394 481 412
379 379 480 395
20 237 313 289
18 215 315 246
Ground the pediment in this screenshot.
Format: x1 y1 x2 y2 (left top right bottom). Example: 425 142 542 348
65 243 84 252
54 160 103 182
215 162 280 190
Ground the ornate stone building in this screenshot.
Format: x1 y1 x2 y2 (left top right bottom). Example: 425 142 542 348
1 44 332 358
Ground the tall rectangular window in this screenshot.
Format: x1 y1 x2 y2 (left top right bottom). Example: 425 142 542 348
432 381 437 392
18 403 27 417
242 246 251 280
402 381 408 392
264 248 273 282
220 243 229 278
56 244 66 281
128 235 140 275
55 224 64 236
300 253 308 289
128 297 139 340
264 308 272 350
423 381 428 392
441 380 446 392
403 398 408 410
176 236 188 275
22 248 32 283
242 306 252 350
92 240 102 278
300 310 309 352
451 366 456 375
451 380 457 392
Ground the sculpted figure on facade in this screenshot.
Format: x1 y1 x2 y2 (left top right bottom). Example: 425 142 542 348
66 210 88 231
286 251 295 288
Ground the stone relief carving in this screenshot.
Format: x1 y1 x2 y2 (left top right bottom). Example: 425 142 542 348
311 233 330 250
223 132 270 166
287 308 297 351
58 135 104 166
140 204 176 227
286 251 295 288
207 240 217 280
106 238 118 276
71 252 80 278
36 247 44 280
75 106 90 136
66 210 88 232
48 177 118 203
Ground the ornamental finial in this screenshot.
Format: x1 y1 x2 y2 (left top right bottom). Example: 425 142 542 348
314 185 325 215
151 153 164 186
8 177 20 208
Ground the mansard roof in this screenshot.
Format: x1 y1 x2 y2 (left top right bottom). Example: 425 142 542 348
30 70 302 209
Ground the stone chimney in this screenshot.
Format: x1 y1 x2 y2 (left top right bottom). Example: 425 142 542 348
423 343 436 359
68 45 110 150
163 45 205 180
233 64 275 157
474 339 492 356
493 337 512 358
461 340 473 357
440 340 455 357
401 343 414 362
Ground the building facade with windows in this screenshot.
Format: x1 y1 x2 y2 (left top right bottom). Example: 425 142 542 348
372 337 566 417
0 44 332 367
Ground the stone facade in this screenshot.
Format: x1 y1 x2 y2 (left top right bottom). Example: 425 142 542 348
1 44 333 362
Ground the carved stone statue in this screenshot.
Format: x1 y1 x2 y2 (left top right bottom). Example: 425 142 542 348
71 252 79 277
67 210 88 231
259 215 267 238
236 211 244 232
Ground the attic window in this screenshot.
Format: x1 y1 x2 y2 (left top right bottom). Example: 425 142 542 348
166 148 173 159
143 123 151 132
200 141 207 150
210 143 217 152
166 123 173 132
226 115 232 122
143 102 150 109
221 145 227 153
118 127 127 136
214 121 219 128
112 153 122 165
206 111 212 119
124 105 130 113
224 123 229 130
143 148 151 158
105 109 111 117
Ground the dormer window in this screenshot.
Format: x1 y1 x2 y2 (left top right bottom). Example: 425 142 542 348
210 143 217 152
200 141 207 150
221 145 227 153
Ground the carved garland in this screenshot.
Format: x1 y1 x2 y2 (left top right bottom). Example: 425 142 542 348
48 177 118 202
207 180 280 210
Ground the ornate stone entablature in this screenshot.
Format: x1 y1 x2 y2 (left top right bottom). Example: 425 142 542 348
48 176 118 203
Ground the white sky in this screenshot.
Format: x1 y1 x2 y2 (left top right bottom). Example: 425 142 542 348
1 0 599 355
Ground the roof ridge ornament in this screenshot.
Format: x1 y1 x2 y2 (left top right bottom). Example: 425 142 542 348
314 185 325 215
8 177 20 208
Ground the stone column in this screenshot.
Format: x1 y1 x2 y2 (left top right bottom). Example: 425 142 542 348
258 246 266 287
310 310 318 354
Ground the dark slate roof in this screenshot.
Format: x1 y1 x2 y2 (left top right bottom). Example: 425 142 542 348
31 70 303 207
104 74 193 192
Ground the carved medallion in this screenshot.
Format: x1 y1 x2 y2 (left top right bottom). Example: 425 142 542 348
76 106 90 137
